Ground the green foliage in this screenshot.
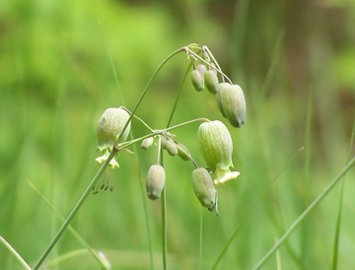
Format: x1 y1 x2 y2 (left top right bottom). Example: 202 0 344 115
1 1 355 269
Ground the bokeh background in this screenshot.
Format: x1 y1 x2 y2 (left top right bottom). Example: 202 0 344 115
0 0 354 269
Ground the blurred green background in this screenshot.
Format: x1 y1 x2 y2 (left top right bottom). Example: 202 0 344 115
0 0 354 269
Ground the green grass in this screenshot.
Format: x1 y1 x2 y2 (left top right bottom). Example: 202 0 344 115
1 1 355 269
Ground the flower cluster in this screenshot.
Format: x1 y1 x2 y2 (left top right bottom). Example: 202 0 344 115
94 44 246 213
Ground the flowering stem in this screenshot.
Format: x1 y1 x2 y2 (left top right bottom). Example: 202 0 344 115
119 118 209 150
165 118 209 132
159 150 168 270
33 46 188 269
33 147 119 270
185 47 233 84
122 107 154 132
202 46 223 77
159 62 193 270
157 136 162 164
116 47 185 143
166 63 200 169
198 208 203 270
166 63 192 126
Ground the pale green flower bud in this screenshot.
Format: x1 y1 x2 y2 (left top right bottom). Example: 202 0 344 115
191 69 204 92
192 168 217 211
216 83 246 128
198 120 239 184
97 107 131 150
177 143 191 161
161 136 178 156
204 69 219 94
146 164 166 200
196 64 207 75
141 137 154 150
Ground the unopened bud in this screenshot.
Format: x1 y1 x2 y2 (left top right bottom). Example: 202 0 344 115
177 143 191 161
192 168 217 211
197 120 233 177
141 137 154 150
196 64 207 75
161 136 178 156
97 107 131 150
204 70 219 95
216 83 246 128
191 70 204 92
146 164 166 200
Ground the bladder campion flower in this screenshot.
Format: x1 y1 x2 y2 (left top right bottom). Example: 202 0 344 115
192 167 218 212
197 120 240 184
146 164 166 199
95 107 131 168
141 137 155 150
177 143 191 161
216 83 246 128
191 64 206 92
204 69 219 94
161 136 179 156
97 107 131 149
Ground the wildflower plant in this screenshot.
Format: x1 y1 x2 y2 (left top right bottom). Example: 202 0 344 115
32 44 247 270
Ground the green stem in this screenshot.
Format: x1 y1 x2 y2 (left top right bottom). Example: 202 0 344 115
116 47 185 143
130 132 155 270
331 123 355 270
166 63 192 126
211 146 303 269
170 63 200 168
122 106 154 132
252 156 355 270
27 180 110 269
198 208 203 270
161 184 168 270
159 62 192 270
33 46 186 269
331 179 345 270
119 118 209 149
158 140 167 270
0 235 31 270
202 46 225 82
157 136 162 164
33 147 118 270
44 249 91 268
185 47 232 84
164 118 209 133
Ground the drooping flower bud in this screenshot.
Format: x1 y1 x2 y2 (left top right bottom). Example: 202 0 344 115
97 107 131 150
216 83 246 128
161 136 178 156
191 69 204 92
204 69 219 95
177 143 191 161
192 168 217 211
197 120 239 184
146 164 166 200
141 137 154 150
196 64 207 75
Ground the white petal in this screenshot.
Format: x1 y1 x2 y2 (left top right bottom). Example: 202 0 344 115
214 171 240 185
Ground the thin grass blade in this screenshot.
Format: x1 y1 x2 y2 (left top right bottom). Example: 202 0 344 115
27 180 111 269
252 156 355 270
331 123 355 270
211 147 304 269
0 235 31 270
